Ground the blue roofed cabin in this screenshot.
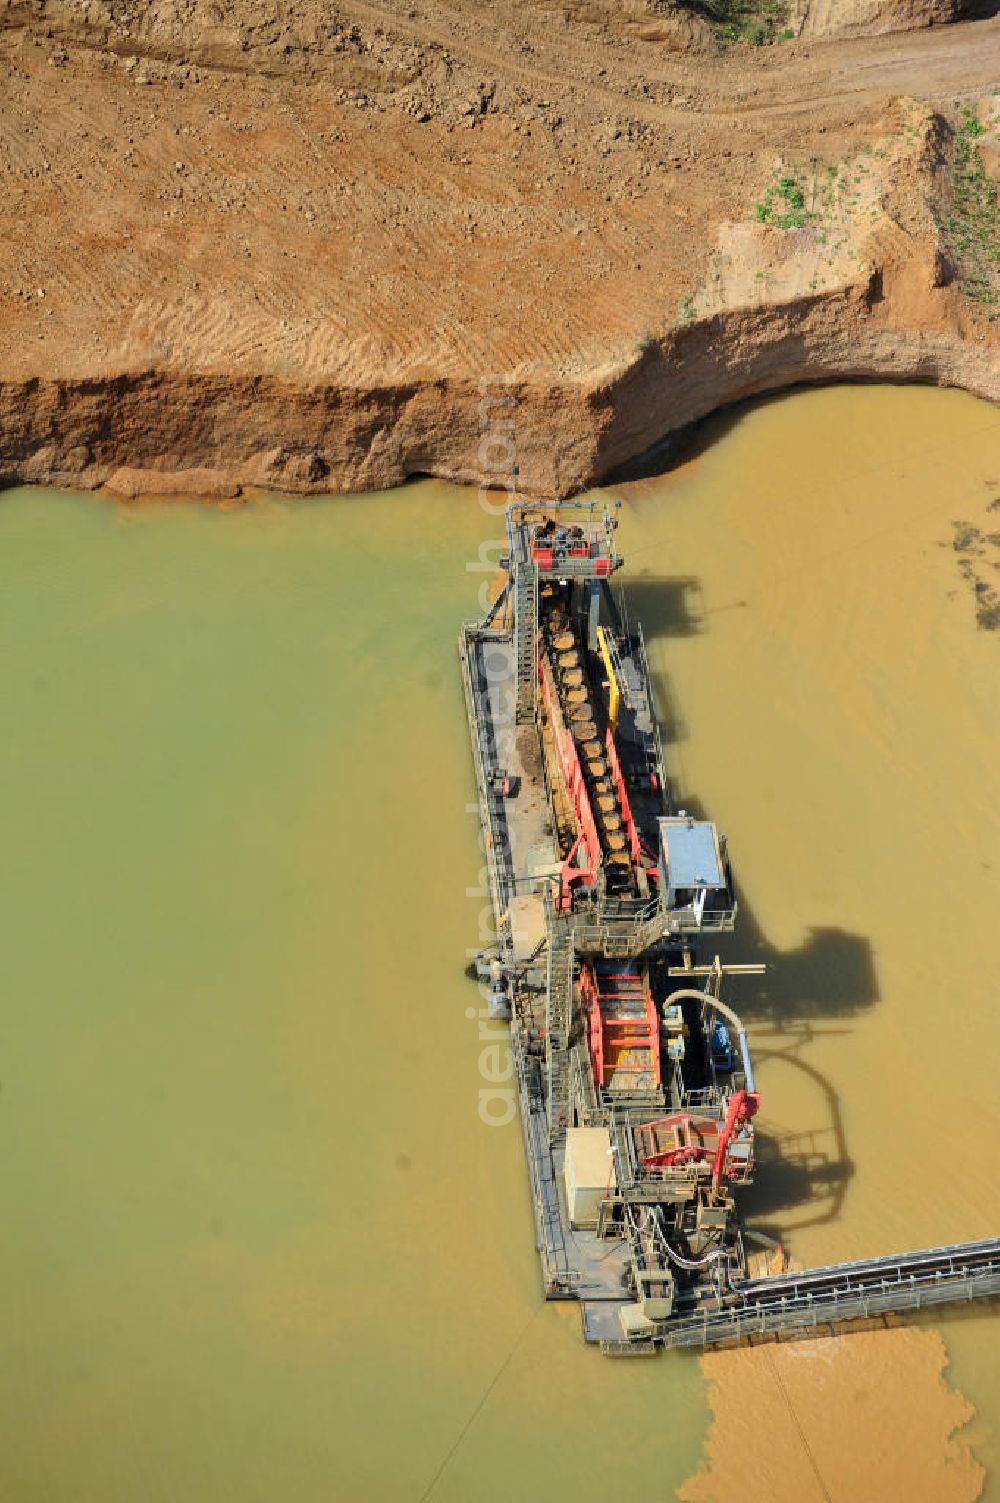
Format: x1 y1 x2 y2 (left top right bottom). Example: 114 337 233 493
657 816 736 933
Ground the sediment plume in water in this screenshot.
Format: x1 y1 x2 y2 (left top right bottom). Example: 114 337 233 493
679 1326 984 1503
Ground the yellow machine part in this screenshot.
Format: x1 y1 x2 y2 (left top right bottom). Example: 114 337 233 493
596 625 621 734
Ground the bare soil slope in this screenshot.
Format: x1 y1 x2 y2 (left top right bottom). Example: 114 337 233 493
1 0 999 494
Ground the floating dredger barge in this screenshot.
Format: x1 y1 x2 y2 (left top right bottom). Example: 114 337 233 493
460 498 1000 1354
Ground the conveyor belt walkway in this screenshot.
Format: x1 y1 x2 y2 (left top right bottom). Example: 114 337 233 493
654 1237 1000 1350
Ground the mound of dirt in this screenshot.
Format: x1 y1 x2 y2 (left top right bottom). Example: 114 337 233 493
802 0 975 38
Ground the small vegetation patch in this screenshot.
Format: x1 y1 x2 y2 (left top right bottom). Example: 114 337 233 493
754 174 811 229
938 105 1000 310
676 0 791 46
951 518 1000 631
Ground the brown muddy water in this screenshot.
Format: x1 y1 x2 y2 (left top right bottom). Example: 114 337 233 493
0 383 997 1501
615 382 1000 1502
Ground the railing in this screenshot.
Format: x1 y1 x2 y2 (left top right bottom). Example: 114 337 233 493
682 1086 725 1111
570 1042 601 1124
459 625 517 962
510 1016 581 1296
573 902 739 953
579 896 661 923
659 1237 1000 1350
508 499 622 581
571 904 673 958
631 621 670 794
665 903 738 935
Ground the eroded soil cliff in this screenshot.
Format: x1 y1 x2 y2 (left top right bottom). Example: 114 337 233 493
1 0 999 496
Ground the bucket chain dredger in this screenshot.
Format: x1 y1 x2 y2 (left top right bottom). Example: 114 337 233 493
460 498 1000 1354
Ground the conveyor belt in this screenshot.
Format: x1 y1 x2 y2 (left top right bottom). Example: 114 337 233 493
539 600 636 893
657 1237 1000 1349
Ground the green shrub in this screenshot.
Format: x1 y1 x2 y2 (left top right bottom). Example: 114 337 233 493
935 106 1000 307
754 173 811 229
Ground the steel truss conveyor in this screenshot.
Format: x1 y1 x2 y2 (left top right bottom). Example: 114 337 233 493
650 1237 1000 1351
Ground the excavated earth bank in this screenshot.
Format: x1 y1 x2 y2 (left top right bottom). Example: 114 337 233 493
1 0 999 496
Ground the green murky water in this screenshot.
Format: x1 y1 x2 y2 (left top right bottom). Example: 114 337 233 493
0 481 705 1502
1 383 998 1500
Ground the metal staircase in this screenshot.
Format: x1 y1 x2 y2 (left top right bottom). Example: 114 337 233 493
572 911 669 959
602 626 633 716
546 919 574 1146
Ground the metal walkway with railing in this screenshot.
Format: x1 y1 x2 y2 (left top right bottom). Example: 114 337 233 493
654 1237 1000 1350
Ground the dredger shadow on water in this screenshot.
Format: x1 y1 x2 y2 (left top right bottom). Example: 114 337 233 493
460 498 1000 1355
